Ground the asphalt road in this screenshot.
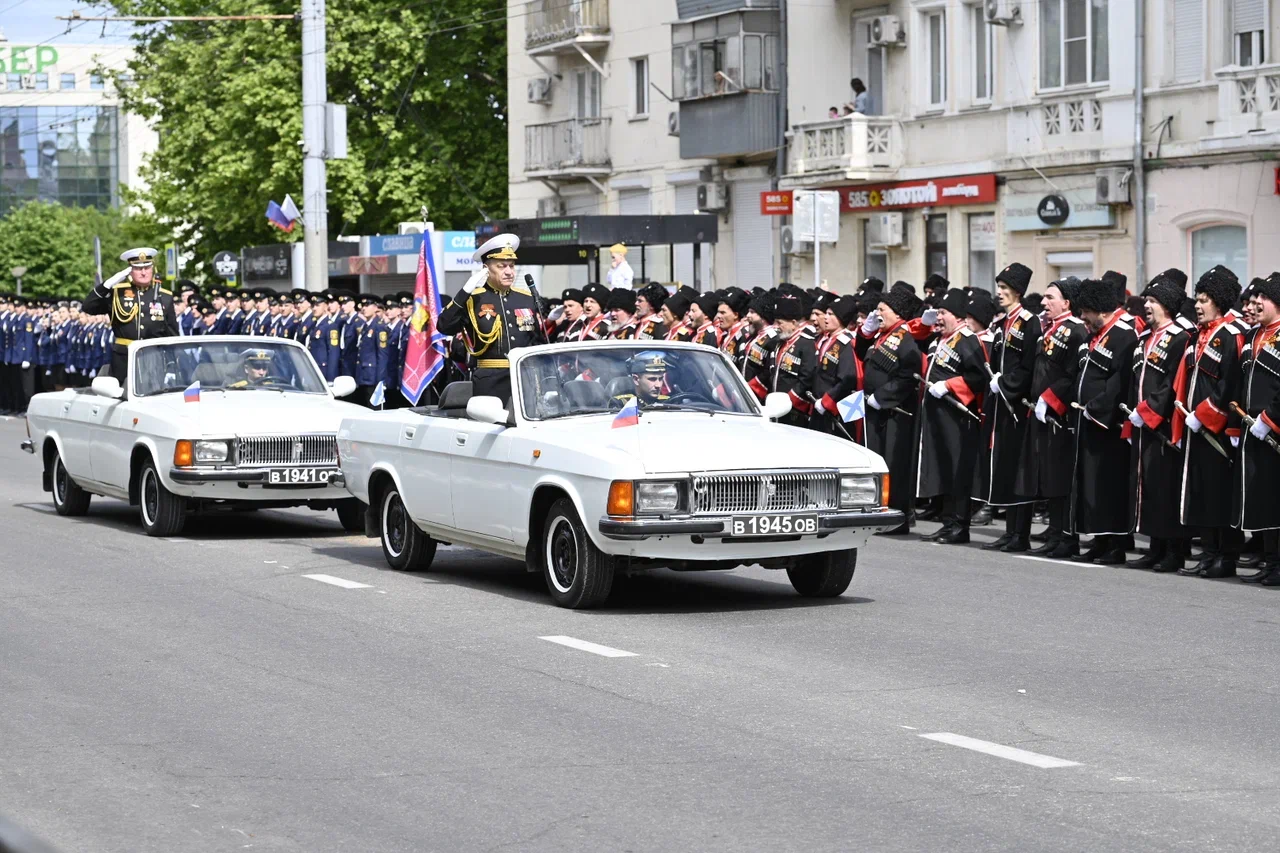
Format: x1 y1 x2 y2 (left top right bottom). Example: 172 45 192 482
2 416 1279 852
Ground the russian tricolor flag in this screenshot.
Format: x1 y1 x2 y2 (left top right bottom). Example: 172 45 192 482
183 381 200 403
612 397 639 429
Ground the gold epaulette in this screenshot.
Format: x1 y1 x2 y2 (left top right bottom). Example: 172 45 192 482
159 288 172 296
511 284 532 296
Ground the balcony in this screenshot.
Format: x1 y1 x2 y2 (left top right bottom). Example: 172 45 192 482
782 114 902 185
524 117 611 178
677 92 780 159
525 0 610 56
1212 63 1280 141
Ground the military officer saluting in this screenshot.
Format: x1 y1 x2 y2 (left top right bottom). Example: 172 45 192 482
82 247 178 387
438 233 548 405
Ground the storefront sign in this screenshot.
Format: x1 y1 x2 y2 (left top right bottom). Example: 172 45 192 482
1037 195 1070 226
212 251 239 280
243 244 292 281
0 46 59 74
1004 188 1114 231
837 174 997 213
442 231 479 271
368 233 423 256
968 214 997 252
760 190 794 215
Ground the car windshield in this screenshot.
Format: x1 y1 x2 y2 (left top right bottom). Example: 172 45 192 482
133 341 329 397
518 345 758 421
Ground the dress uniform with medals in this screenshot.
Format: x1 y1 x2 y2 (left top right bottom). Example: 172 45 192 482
634 284 669 341
662 292 694 343
607 289 640 340
577 284 612 342
717 288 755 370
747 293 815 428
81 248 178 387
1232 273 1280 583
438 233 548 405
812 295 863 441
553 289 587 343
353 295 388 406
743 292 781 389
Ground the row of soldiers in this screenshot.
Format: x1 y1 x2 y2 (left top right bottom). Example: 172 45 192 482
0 295 114 415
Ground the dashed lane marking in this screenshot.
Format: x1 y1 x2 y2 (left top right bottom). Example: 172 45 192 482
919 732 1081 769
302 574 373 590
538 635 639 658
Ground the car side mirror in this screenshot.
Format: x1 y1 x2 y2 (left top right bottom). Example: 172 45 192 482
331 375 357 398
466 395 509 425
762 392 792 420
90 376 123 400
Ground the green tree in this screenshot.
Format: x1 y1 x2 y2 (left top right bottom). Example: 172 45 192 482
0 201 162 298
105 0 508 279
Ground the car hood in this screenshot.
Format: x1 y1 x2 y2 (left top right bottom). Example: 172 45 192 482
531 413 882 475
146 392 361 436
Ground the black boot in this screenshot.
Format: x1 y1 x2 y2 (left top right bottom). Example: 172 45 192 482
1202 556 1238 579
922 524 955 542
1046 539 1080 559
981 533 1014 551
1029 535 1062 556
971 505 992 526
1001 536 1031 553
1127 550 1161 569
1071 540 1108 563
937 527 971 544
1240 562 1275 584
1153 551 1184 573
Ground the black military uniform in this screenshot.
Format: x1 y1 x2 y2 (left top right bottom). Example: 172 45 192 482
1233 274 1280 584
813 295 862 441
634 284 669 341
749 293 814 428
81 247 178 389
438 234 547 404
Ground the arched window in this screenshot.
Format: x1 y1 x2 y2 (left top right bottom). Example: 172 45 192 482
1190 225 1247 283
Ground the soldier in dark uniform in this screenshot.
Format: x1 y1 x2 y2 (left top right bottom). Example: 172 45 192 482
916 289 989 544
1121 276 1192 572
610 351 671 408
981 263 1043 552
855 285 921 534
227 349 276 388
176 281 200 336
716 287 754 367
634 283 668 340
578 283 611 341
353 295 388 406
690 293 722 348
1019 279 1088 557
1070 278 1141 565
553 288 586 342
438 233 548 405
746 292 814 428
661 292 694 342
1178 267 1244 578
812 294 862 440
224 289 246 335
1233 272 1280 585
607 289 640 340
742 291 780 388
81 248 178 390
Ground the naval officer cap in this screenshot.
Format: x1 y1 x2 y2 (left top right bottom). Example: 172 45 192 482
121 247 160 268
628 351 668 376
473 233 520 263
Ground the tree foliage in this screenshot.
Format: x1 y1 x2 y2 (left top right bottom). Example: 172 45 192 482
0 201 161 298
106 0 508 279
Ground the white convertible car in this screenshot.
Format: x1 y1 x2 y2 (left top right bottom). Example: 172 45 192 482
336 341 905 608
20 336 366 536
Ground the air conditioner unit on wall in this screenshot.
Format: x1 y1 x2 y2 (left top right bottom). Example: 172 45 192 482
398 222 425 236
667 111 681 137
869 212 907 248
781 225 811 256
537 196 566 218
869 16 904 48
1095 167 1132 205
697 182 728 212
984 0 1024 26
527 76 552 105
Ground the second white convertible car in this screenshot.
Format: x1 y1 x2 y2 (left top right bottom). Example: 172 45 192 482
21 337 365 536
336 341 904 608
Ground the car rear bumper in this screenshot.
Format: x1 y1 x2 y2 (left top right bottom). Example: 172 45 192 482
597 507 905 540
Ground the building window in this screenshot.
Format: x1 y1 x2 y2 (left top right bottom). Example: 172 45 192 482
863 220 888 283
1172 0 1203 82
927 11 947 106
973 7 993 101
33 73 49 91
926 214 949 279
574 68 601 118
1040 0 1109 88
60 73 77 90
1190 224 1247 283
968 213 997 292
671 10 779 100
1233 0 1266 65
631 57 649 117
6 74 20 91
0 106 120 216
89 74 104 90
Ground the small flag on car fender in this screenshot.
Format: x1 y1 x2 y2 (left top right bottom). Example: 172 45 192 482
612 397 639 429
183 381 200 403
837 390 865 423
369 380 385 408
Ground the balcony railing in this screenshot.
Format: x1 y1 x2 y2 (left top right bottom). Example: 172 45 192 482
785 114 902 178
524 117 611 175
526 0 610 51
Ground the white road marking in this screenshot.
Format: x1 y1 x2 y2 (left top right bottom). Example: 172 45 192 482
919 732 1080 769
302 574 372 590
899 725 918 730
1015 555 1085 568
538 635 639 658
264 560 277 564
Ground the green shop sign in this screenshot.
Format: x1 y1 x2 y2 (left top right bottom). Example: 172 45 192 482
0 47 61 74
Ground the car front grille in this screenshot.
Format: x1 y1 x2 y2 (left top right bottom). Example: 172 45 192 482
236 433 338 467
688 470 840 515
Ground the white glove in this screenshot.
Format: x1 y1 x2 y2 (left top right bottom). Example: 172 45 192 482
921 308 939 326
928 380 949 399
88 369 96 378
1186 412 1202 433
21 361 29 369
860 313 881 335
814 397 827 415
1035 397 1048 423
989 373 1001 395
164 372 176 384
102 267 131 289
1231 436 1241 448
1128 409 1145 428
1250 418 1271 440
548 305 565 322
867 394 882 411
462 268 488 295
67 366 76 375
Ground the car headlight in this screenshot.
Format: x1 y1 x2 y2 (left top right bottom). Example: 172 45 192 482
840 474 879 508
635 480 683 514
193 439 230 464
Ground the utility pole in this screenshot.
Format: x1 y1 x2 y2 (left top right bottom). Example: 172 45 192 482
300 0 328 293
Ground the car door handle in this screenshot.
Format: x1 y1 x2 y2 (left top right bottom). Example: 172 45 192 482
403 427 416 440
454 433 467 446
62 403 71 412
91 407 100 416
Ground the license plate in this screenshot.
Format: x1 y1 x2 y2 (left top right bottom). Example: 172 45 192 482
731 514 818 537
268 468 338 485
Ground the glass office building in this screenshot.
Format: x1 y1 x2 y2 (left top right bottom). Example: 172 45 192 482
0 106 120 215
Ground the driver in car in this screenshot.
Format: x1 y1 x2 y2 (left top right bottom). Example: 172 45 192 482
611 352 670 408
228 349 275 388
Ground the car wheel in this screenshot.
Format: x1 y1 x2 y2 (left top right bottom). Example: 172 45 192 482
336 498 366 533
787 548 857 598
138 459 186 537
50 448 91 517
380 486 436 571
541 497 614 609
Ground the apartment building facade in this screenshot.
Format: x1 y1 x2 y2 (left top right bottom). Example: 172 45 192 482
507 0 1280 296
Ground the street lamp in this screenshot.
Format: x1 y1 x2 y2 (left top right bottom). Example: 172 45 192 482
11 266 27 296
